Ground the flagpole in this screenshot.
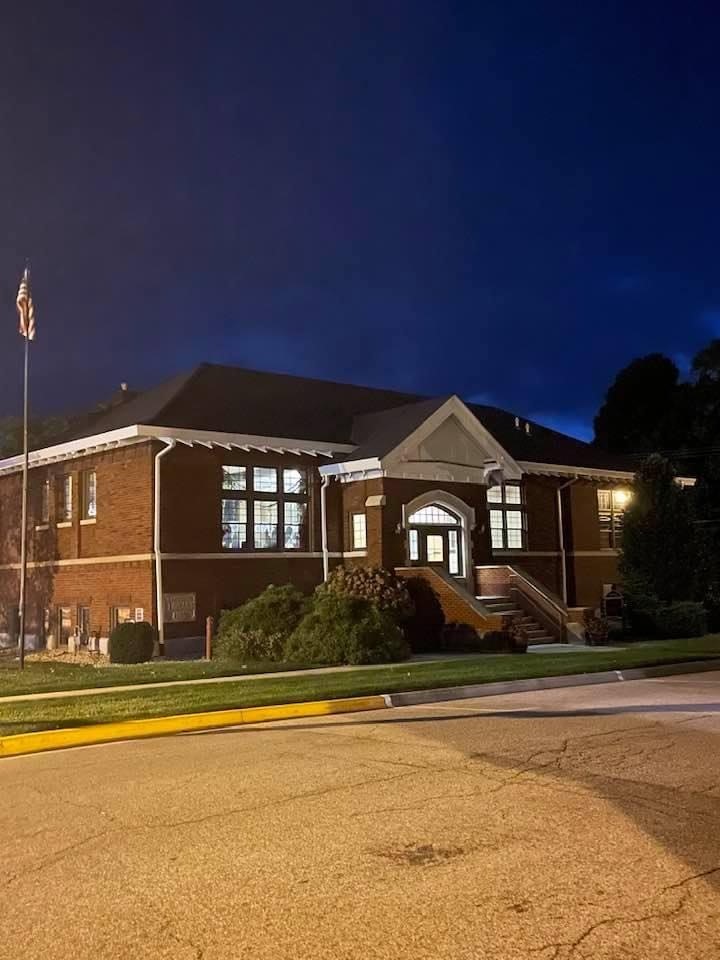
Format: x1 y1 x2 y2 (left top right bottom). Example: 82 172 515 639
17 326 30 669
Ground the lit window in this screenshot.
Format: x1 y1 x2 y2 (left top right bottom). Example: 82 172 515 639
222 499 247 549
110 606 132 630
352 513 367 550
487 483 521 504
407 505 459 525
254 500 278 549
408 529 419 560
222 465 246 490
489 506 526 550
81 470 97 519
598 489 630 549
253 467 277 493
448 529 460 575
283 468 307 495
57 476 72 522
426 535 444 563
284 501 307 549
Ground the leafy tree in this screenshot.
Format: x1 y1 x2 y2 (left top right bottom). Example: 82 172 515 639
620 454 699 602
593 354 691 455
691 338 720 447
0 416 69 459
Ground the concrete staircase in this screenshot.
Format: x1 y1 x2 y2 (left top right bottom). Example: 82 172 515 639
477 595 555 645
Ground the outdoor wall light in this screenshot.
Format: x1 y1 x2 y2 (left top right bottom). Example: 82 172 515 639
614 488 632 507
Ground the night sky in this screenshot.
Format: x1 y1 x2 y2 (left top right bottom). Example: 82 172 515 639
1 1 719 441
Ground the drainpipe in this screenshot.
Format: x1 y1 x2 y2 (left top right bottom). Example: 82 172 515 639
320 474 330 581
154 439 176 656
556 478 577 607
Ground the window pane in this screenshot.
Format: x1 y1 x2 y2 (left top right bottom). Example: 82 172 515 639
57 476 72 521
253 467 277 493
222 466 246 490
597 489 612 511
284 502 307 549
426 535 444 562
448 529 459 575
40 480 49 523
352 514 367 550
254 524 278 549
491 529 504 549
83 471 97 519
504 485 522 504
506 528 523 549
409 529 419 560
222 523 247 549
486 485 503 503
255 501 278 523
489 509 504 529
408 505 459 525
506 510 523 529
283 468 307 495
222 499 247 522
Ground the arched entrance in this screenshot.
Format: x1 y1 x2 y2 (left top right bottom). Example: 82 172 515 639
403 491 475 582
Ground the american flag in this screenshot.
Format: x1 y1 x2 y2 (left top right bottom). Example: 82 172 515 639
16 267 36 341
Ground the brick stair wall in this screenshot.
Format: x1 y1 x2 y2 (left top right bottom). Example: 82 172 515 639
395 567 505 633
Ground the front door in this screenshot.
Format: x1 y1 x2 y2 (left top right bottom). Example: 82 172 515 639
408 526 462 576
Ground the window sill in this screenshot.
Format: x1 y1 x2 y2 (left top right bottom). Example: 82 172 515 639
80 518 97 526
34 524 49 532
56 521 72 529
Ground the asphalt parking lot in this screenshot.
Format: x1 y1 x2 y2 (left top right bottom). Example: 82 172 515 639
1 671 719 959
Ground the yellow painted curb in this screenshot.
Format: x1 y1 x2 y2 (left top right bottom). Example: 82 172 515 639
0 695 389 759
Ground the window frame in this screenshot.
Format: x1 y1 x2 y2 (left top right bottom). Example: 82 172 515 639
39 478 49 524
487 482 527 551
56 475 73 523
81 470 97 520
351 512 367 550
220 464 309 552
597 488 627 550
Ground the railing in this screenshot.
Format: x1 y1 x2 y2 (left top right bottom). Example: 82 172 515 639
476 563 568 642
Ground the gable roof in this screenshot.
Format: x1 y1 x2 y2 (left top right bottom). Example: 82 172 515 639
52 362 633 474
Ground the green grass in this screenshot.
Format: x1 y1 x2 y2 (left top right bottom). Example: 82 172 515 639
0 656 311 698
1 635 719 736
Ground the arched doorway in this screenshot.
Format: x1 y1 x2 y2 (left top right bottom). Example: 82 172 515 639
406 503 464 577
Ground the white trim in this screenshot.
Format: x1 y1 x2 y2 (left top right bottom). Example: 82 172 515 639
402 488 475 587
518 460 635 482
56 521 72 529
34 524 49 532
80 518 96 526
320 457 382 478
0 426 148 476
364 494 386 507
342 550 368 558
570 550 620 557
162 552 330 560
0 553 154 571
493 550 560 557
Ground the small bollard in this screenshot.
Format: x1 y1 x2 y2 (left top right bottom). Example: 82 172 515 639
205 616 214 660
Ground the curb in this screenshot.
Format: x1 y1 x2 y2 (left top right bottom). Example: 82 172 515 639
1 659 717 760
0 695 388 759
385 658 720 707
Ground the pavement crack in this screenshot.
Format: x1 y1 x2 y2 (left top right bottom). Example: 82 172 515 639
1 831 107 889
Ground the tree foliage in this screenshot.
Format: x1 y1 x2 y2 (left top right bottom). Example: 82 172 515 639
0 416 69 459
619 455 699 603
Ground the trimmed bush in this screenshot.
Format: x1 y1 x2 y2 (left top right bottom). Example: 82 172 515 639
323 566 413 620
215 584 309 662
108 621 156 664
285 593 410 665
403 577 445 652
655 601 707 639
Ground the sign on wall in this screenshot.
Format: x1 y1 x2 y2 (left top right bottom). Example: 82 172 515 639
163 593 197 623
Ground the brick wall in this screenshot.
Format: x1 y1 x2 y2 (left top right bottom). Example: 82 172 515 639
396 566 503 632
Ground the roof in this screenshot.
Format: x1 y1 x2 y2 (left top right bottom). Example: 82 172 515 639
55 362 633 473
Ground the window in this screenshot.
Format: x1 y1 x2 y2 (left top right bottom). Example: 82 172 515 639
408 529 419 560
222 499 248 549
598 489 630 549
487 483 526 550
284 501 307 549
81 470 97 519
448 529 460 575
426 535 444 563
110 606 132 630
253 467 277 493
283 468 307 495
222 465 246 491
56 475 72 522
407 505 459 525
352 513 367 550
39 479 49 523
254 500 279 549
221 464 309 551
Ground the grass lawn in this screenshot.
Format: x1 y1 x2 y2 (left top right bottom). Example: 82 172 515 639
1 634 718 736
0 656 311 698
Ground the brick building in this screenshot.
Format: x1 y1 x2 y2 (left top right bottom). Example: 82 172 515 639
0 363 671 651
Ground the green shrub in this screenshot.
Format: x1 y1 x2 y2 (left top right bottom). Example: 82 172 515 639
108 621 156 664
215 584 309 662
323 566 413 620
403 577 445 652
655 601 707 639
441 622 481 652
285 593 410 665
